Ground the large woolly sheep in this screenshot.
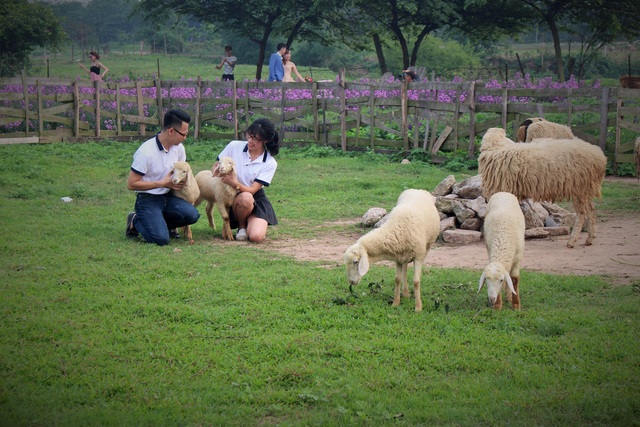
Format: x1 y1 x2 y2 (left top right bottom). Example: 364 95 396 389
343 189 440 312
170 161 200 243
194 156 238 241
478 192 525 310
517 118 575 142
479 127 606 248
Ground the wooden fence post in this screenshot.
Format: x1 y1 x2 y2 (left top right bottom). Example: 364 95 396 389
73 81 80 137
232 79 238 140
598 87 610 152
194 76 202 140
115 83 122 136
468 81 477 158
136 81 146 137
339 68 346 151
312 82 319 142
156 78 163 127
401 80 408 150
37 80 43 135
21 71 30 137
501 87 508 131
94 80 101 137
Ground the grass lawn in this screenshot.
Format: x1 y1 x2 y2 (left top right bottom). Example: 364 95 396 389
0 140 639 426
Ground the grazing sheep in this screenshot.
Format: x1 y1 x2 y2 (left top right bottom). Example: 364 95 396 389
479 127 606 248
516 117 544 142
170 161 200 243
194 156 238 241
343 189 440 312
478 192 525 310
517 118 574 142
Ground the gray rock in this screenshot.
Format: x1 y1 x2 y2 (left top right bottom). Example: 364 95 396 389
520 200 545 229
460 217 483 231
525 228 550 239
432 174 456 197
439 216 457 234
453 175 483 199
442 229 482 244
362 207 387 227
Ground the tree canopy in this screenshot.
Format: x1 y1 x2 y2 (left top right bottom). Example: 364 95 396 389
0 0 66 77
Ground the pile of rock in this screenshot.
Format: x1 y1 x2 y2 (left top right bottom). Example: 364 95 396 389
361 174 577 244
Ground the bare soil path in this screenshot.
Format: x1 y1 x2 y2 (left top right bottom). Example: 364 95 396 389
263 211 640 285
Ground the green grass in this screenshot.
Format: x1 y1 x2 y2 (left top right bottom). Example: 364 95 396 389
0 141 639 426
28 51 338 82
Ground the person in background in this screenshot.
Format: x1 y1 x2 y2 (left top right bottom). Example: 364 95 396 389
267 43 287 82
215 45 237 81
282 49 305 82
125 109 200 246
401 69 420 82
210 118 280 242
78 51 108 81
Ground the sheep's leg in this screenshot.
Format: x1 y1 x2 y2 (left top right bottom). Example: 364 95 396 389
205 201 216 230
401 263 410 298
510 276 520 310
567 212 585 248
393 263 404 307
182 224 193 243
412 260 423 312
584 203 596 246
216 201 234 241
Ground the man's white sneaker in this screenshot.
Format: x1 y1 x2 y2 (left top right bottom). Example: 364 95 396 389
236 228 248 241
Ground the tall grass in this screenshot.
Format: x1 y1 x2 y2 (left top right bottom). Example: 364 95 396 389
0 140 638 426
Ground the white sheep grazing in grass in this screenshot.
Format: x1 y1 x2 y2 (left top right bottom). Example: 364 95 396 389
478 192 525 310
170 161 200 243
479 127 607 248
343 189 440 312
194 156 238 241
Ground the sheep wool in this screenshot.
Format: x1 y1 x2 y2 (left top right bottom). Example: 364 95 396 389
170 161 200 242
343 189 440 312
478 192 525 310
194 156 238 241
479 127 606 248
525 120 575 142
516 117 545 142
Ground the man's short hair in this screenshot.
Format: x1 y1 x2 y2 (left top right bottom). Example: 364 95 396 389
163 109 191 129
224 45 232 52
277 43 287 51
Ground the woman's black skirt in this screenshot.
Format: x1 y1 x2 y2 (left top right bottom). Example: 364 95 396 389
229 188 277 229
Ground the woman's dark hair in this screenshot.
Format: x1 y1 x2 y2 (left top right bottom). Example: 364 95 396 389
246 118 279 156
89 51 100 59
163 109 191 130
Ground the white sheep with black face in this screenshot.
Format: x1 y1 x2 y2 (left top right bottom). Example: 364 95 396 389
478 192 525 310
343 189 440 312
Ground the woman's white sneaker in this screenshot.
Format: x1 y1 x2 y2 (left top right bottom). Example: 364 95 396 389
236 228 248 241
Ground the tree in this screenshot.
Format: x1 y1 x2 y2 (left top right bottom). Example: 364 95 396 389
509 0 640 82
0 0 66 77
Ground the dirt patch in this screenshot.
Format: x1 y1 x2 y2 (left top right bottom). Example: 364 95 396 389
263 211 640 285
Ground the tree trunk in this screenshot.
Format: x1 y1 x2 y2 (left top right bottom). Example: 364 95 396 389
373 33 388 75
547 17 565 82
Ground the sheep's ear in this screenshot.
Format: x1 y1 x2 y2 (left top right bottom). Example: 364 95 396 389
505 275 516 295
357 251 369 277
477 272 485 293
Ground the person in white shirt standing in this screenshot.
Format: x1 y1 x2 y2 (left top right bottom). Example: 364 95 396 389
215 45 237 81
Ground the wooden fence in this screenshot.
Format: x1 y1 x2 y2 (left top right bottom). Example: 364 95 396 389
1 70 638 165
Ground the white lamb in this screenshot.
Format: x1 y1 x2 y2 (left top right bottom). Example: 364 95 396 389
170 161 200 243
343 189 440 312
517 117 575 142
478 192 525 310
194 156 238 241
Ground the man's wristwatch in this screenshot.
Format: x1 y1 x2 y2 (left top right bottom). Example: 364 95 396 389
235 184 241 191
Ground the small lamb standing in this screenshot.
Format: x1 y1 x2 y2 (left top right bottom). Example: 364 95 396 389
194 156 238 241
479 127 606 248
169 161 200 243
343 189 440 312
478 192 525 310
